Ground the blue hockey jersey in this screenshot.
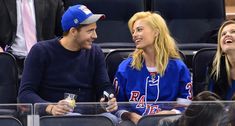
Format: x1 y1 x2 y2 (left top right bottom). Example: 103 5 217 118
114 57 192 116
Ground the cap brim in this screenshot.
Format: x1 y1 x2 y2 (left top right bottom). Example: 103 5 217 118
80 14 105 24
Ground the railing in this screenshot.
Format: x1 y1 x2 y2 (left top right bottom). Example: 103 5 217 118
0 101 234 126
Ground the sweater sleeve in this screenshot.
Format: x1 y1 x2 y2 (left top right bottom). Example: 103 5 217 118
93 46 114 100
114 60 131 118
18 43 49 104
114 62 127 102
178 61 193 104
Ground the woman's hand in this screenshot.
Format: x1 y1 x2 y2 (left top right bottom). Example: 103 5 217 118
122 112 142 125
157 110 177 115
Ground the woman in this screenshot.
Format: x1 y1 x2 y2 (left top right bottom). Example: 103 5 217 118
208 20 235 100
114 12 192 125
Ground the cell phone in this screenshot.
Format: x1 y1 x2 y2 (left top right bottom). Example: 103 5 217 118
103 91 110 102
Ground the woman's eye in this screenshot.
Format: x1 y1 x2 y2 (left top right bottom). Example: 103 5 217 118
137 28 142 32
231 30 235 33
221 32 226 36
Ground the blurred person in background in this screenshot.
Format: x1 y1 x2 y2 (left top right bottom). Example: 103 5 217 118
0 0 64 74
208 20 235 100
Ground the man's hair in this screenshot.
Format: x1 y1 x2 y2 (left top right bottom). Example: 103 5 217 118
178 91 226 126
62 24 88 36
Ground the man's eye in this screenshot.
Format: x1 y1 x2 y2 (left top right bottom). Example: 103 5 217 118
87 29 94 33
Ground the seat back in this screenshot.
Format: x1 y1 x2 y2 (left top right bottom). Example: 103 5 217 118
0 116 23 126
63 0 146 48
0 52 18 103
192 48 216 96
40 115 114 126
151 0 225 44
105 49 186 82
105 49 134 82
137 114 181 126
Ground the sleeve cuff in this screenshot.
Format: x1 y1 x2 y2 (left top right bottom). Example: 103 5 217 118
177 98 191 105
170 109 181 114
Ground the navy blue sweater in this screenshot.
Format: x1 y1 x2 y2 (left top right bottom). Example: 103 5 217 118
18 38 114 104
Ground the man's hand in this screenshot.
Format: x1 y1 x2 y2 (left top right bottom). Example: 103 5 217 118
46 100 74 116
100 93 118 112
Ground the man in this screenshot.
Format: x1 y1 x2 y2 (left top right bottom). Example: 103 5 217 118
18 4 117 118
0 0 64 73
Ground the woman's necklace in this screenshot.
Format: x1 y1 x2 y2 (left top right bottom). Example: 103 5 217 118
147 66 158 81
150 72 157 81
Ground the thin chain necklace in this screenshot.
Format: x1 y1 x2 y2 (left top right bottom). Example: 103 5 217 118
147 66 158 81
150 72 158 81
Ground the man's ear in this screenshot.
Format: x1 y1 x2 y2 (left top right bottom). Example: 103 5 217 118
69 27 78 36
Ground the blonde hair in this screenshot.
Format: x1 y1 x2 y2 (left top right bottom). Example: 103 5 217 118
211 20 235 84
128 11 180 76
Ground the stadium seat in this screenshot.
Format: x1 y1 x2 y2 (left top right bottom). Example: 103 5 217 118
63 0 146 49
192 48 216 96
105 49 134 82
150 0 224 69
105 49 186 82
118 120 136 126
0 52 18 104
137 114 181 126
40 115 114 126
0 52 18 116
0 116 23 126
150 0 225 45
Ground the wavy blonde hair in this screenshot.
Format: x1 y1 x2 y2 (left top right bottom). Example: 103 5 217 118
128 11 180 76
211 20 235 84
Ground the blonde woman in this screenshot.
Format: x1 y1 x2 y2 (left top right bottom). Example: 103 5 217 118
114 12 192 125
209 20 235 100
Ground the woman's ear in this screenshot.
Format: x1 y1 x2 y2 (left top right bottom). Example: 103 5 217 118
155 29 159 37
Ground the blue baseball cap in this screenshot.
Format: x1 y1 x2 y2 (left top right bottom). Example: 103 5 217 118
61 4 105 32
